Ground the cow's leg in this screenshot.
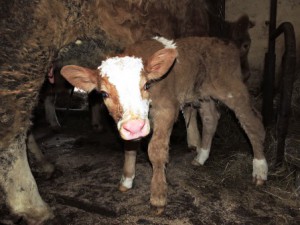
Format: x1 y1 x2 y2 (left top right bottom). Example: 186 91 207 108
44 94 61 130
211 82 268 185
182 107 201 150
0 132 53 224
119 141 139 192
27 133 55 179
192 100 220 165
148 105 177 214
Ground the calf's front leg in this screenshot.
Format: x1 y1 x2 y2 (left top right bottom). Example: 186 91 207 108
119 141 139 192
148 106 177 214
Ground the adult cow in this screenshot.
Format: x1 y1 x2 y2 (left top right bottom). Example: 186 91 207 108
61 36 268 214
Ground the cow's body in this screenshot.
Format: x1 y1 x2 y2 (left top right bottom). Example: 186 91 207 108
62 36 268 213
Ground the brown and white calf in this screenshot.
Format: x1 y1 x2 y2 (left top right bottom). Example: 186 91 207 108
61 36 268 213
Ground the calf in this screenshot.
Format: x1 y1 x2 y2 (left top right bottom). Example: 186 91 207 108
61 36 268 213
183 14 255 156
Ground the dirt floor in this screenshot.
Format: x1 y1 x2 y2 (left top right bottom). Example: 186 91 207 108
0 100 299 225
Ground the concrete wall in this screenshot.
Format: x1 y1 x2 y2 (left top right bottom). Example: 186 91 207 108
226 0 300 88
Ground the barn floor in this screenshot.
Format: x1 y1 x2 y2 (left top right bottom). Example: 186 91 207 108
1 104 299 225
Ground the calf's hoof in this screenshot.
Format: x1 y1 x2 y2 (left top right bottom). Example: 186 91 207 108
119 175 134 192
150 194 167 215
187 145 197 151
119 184 130 192
191 159 201 166
252 177 265 186
192 149 209 166
150 205 165 215
252 158 268 186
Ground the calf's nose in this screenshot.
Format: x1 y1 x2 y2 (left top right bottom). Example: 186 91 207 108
123 119 146 134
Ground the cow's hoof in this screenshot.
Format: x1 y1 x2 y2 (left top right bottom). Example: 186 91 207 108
43 214 65 225
119 184 130 192
24 207 54 225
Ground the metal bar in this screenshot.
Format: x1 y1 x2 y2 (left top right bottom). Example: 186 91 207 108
262 0 277 126
273 22 296 165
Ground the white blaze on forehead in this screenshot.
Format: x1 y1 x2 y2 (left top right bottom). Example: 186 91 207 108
99 56 150 120
153 36 177 49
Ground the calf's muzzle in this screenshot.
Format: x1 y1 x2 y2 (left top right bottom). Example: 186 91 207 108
119 119 150 140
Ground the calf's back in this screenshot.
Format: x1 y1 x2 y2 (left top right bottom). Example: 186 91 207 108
125 36 242 108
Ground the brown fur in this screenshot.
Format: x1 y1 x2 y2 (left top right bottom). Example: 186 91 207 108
60 36 267 213
124 37 266 210
0 0 256 222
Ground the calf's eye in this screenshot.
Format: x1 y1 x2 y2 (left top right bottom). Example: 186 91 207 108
144 82 151 90
100 91 109 98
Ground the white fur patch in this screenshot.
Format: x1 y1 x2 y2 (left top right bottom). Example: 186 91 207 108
194 148 210 165
120 175 135 189
153 36 177 49
99 57 150 123
75 39 82 45
253 158 268 180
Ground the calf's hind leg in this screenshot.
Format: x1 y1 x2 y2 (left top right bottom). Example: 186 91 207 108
211 82 268 185
182 107 201 150
192 100 220 166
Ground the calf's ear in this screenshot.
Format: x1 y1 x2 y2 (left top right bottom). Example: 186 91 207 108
145 48 178 80
61 65 98 92
232 15 255 40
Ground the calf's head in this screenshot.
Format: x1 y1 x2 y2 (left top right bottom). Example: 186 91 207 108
61 47 177 140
